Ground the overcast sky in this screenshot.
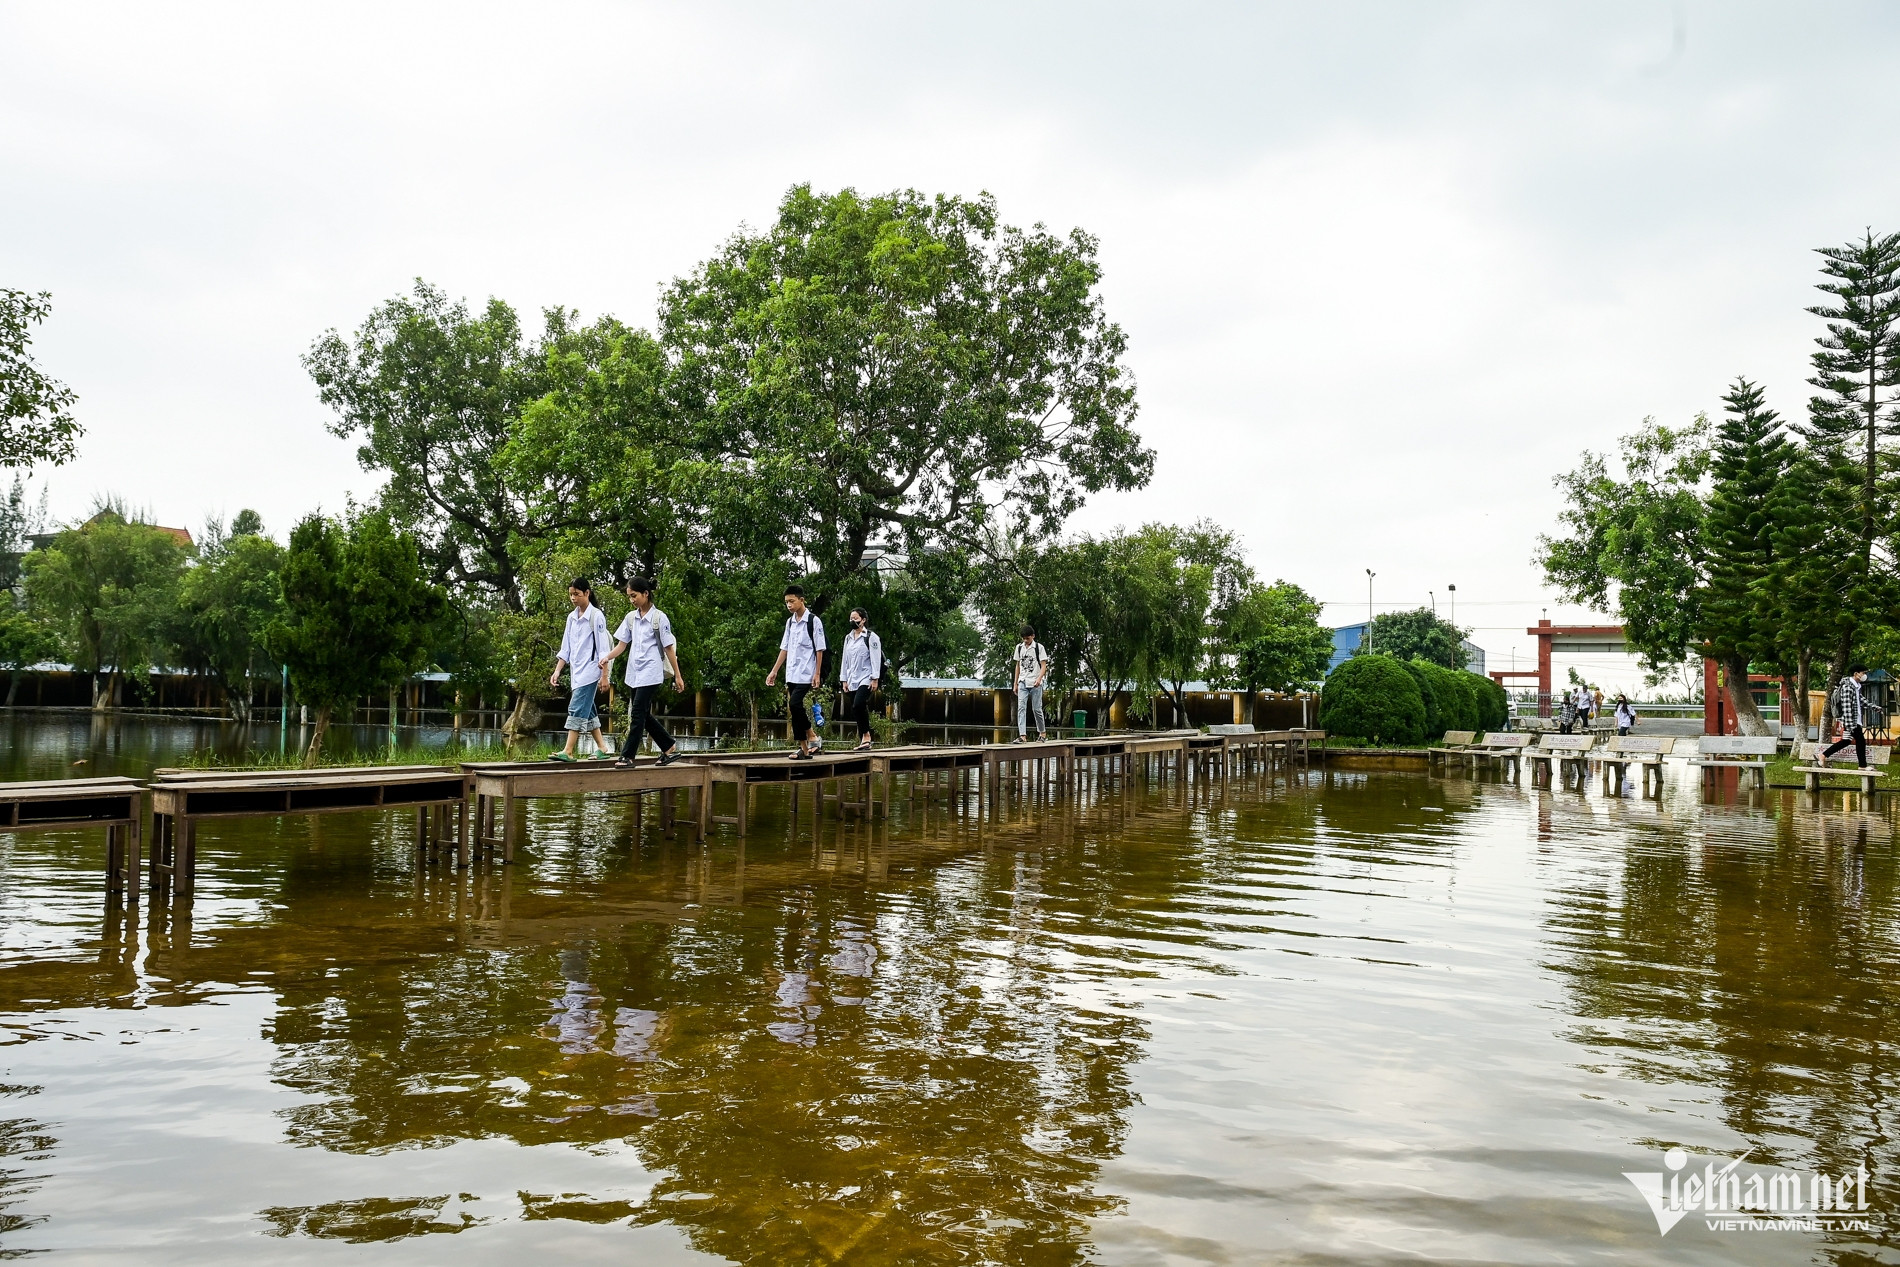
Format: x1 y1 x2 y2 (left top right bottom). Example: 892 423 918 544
6 1 1897 690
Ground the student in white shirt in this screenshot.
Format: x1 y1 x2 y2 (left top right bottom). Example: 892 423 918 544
765 585 826 760
598 576 686 767
1012 625 1050 741
1613 694 1637 735
838 608 883 751
548 578 611 762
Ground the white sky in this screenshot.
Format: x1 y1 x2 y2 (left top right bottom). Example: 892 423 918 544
5 1 1896 693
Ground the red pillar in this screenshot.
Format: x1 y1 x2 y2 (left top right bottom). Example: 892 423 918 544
1535 619 1552 716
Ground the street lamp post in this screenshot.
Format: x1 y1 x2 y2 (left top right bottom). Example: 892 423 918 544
1448 583 1456 628
1365 569 1375 653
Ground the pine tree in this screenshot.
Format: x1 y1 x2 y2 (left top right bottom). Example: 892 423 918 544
1698 378 1790 735
1801 230 1900 721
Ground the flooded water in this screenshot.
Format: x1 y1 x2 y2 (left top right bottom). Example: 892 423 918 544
2 715 1899 1264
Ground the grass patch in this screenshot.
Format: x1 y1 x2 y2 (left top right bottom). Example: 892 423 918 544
175 740 538 772
1764 753 1900 790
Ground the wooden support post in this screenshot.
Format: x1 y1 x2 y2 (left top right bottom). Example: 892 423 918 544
502 788 518 864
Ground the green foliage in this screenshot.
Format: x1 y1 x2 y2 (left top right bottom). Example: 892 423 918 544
1468 671 1508 732
0 590 58 703
22 509 190 698
662 184 1152 602
171 522 286 720
1318 654 1425 744
304 282 564 609
0 289 81 468
497 314 693 583
1398 659 1441 736
1357 607 1471 670
1217 579 1332 707
1537 415 1712 672
1703 379 1792 671
267 510 446 761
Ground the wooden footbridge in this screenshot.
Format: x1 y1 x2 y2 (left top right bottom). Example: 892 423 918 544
0 728 1325 900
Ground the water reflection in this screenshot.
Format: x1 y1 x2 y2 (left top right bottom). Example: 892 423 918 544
1546 792 1900 1257
8 722 1900 1262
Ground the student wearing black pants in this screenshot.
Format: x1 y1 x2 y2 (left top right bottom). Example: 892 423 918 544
766 585 827 759
838 607 883 750
598 577 685 767
1823 665 1872 769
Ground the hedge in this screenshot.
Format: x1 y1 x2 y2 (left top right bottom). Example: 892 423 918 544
1320 654 1426 744
1412 659 1478 734
1468 671 1508 731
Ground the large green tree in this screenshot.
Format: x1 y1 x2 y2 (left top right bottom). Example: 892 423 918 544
22 508 190 708
1215 580 1333 718
267 510 446 764
1357 607 1472 670
0 591 57 706
1699 379 1792 735
661 184 1153 611
1799 231 1900 720
304 282 564 610
1537 414 1711 673
1 290 81 468
171 513 285 722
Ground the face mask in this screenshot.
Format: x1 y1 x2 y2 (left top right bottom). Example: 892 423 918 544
852 618 863 628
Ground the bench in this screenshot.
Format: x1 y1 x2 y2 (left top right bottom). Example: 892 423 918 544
1684 735 1779 789
1456 732 1532 778
1789 740 1893 796
1526 733 1597 787
1595 736 1675 794
1428 731 1477 772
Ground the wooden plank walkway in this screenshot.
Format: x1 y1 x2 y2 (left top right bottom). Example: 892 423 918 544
686 750 878 836
462 757 712 862
146 766 469 896
0 777 144 899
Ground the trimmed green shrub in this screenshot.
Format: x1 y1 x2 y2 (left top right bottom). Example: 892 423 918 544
1468 672 1508 731
1411 659 1476 735
1320 654 1426 744
1398 659 1442 736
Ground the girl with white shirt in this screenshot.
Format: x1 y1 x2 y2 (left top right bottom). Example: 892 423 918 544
838 608 883 751
548 578 612 762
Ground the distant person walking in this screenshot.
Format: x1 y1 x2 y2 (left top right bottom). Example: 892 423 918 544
1592 687 1605 721
549 578 612 762
1574 683 1594 728
838 608 883 752
1613 694 1637 736
1822 665 1871 769
766 586 826 760
598 577 684 768
1558 692 1578 735
1013 626 1050 742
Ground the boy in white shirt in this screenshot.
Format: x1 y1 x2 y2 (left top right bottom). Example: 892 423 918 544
1012 625 1049 741
548 578 612 761
598 576 686 767
766 585 826 759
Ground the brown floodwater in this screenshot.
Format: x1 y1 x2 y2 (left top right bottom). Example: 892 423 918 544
2 715 1899 1264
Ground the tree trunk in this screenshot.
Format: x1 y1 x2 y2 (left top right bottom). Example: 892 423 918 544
1722 654 1773 737
502 691 543 742
1821 633 1852 738
451 686 464 745
303 705 332 767
1796 647 1813 740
